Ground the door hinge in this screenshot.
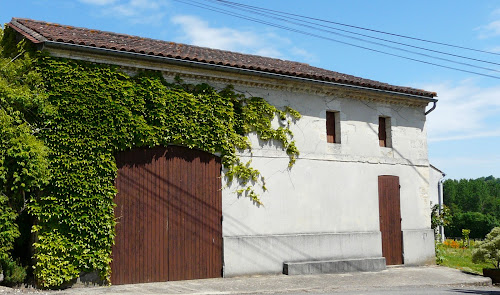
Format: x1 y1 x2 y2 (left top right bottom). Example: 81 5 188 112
221 216 223 224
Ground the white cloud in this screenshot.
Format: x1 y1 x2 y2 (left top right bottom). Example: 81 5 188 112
254 48 285 59
430 154 500 179
476 8 500 39
486 46 500 53
170 15 259 52
290 47 317 63
477 20 500 39
81 0 169 25
429 129 500 142
79 0 117 5
170 15 315 61
435 155 500 167
420 79 500 142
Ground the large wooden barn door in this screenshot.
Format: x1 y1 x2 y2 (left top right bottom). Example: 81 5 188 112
378 175 403 265
111 146 222 285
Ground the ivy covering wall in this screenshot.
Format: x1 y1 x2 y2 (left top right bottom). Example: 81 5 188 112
0 27 51 285
1 27 300 288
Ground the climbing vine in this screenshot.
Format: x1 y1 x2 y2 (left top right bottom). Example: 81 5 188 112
0 26 301 288
0 26 50 285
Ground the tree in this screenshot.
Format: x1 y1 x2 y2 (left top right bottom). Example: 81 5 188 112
0 25 50 284
443 176 500 238
472 227 500 268
445 212 499 239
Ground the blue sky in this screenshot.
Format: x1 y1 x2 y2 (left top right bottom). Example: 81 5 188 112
2 0 500 180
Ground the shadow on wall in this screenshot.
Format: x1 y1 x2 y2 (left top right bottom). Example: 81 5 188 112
363 119 429 185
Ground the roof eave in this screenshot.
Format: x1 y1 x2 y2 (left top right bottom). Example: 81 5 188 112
7 19 48 44
42 40 437 103
430 164 446 176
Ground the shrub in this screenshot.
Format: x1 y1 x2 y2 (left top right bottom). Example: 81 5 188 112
0 257 27 286
472 227 500 268
470 239 477 248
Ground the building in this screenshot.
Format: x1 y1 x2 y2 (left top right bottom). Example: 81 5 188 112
8 18 438 285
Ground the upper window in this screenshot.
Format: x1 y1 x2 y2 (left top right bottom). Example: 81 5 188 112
326 111 341 144
378 117 392 148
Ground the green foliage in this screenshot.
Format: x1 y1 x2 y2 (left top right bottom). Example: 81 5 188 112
1 25 21 58
462 229 471 248
0 26 51 207
240 97 299 166
431 204 452 229
444 177 500 238
472 227 500 268
0 257 27 286
0 24 300 287
1 25 36 58
446 212 499 239
434 239 444 265
0 194 19 262
0 25 50 286
0 111 49 208
32 231 80 287
438 241 491 274
22 55 300 287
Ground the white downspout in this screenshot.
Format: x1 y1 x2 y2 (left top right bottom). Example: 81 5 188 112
438 174 446 242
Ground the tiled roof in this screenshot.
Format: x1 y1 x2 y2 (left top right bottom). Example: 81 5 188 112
8 18 436 98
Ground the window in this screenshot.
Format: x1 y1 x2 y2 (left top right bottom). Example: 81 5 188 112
379 117 392 147
326 111 341 143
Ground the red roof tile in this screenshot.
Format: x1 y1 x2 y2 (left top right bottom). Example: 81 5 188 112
8 18 436 98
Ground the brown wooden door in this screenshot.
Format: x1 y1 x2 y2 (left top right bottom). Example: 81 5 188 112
378 175 403 265
111 145 222 285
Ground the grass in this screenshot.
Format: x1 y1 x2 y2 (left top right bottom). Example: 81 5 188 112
436 240 493 275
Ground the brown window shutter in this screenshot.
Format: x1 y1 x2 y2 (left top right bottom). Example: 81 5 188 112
379 117 386 147
326 111 336 143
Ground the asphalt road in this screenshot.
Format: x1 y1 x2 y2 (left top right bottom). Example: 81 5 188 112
0 266 495 295
288 285 500 295
1 285 499 295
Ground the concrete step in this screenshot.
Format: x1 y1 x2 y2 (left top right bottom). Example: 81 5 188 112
283 257 386 275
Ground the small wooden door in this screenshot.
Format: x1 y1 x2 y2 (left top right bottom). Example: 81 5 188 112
111 145 222 285
378 175 403 265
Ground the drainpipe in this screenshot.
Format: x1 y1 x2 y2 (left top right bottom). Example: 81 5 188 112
437 173 446 242
425 101 437 115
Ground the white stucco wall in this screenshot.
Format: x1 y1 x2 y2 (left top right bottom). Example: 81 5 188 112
216 83 435 275
46 47 436 276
